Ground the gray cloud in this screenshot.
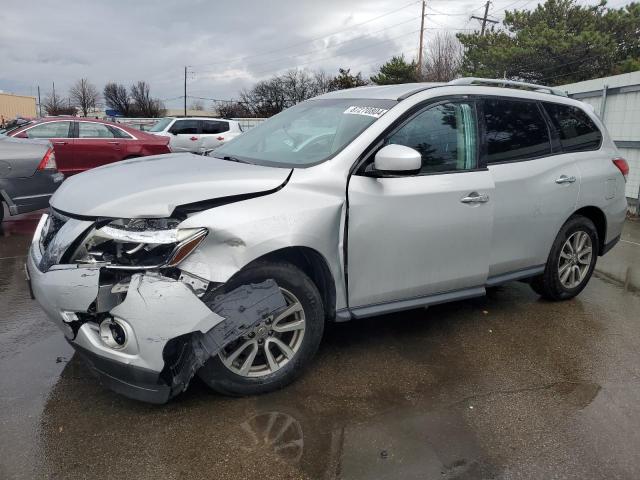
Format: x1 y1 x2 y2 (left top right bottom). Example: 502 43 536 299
0 0 510 107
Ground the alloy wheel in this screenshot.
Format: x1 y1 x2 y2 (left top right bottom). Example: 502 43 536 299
219 288 306 377
558 230 593 289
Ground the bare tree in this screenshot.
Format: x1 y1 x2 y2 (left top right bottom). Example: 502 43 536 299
189 100 205 111
129 81 165 117
215 100 252 118
421 33 463 82
69 78 99 117
43 89 76 116
103 82 132 116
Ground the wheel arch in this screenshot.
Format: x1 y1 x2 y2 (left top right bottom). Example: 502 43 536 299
572 206 607 255
244 246 337 322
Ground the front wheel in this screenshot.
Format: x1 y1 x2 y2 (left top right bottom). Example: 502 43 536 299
530 215 598 301
198 262 324 396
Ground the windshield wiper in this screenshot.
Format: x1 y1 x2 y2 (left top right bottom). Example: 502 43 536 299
216 155 248 164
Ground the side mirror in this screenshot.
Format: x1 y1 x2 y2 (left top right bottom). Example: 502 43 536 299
374 144 421 174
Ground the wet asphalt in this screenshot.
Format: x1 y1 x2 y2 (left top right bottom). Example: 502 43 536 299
1 210 640 479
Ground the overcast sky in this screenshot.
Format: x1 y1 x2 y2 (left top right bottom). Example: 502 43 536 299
0 0 631 109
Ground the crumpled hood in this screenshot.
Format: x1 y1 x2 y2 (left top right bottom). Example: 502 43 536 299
51 153 291 218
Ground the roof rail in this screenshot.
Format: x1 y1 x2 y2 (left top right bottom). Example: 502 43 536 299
448 77 568 97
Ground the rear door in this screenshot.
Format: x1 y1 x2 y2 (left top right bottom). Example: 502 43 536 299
200 120 230 151
482 97 580 277
73 122 122 172
168 119 200 152
19 121 74 174
347 100 494 309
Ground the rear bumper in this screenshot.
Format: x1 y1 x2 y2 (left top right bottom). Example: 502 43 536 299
0 171 63 215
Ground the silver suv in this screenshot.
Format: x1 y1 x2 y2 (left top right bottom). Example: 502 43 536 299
27 78 628 403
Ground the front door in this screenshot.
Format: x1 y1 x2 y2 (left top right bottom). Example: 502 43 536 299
168 119 201 152
347 100 494 308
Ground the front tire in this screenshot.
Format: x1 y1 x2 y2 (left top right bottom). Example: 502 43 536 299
198 262 324 396
530 215 598 301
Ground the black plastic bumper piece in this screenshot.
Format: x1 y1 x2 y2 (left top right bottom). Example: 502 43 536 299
601 235 620 256
72 343 171 404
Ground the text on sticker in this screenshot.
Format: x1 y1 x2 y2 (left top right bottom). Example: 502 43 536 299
343 106 389 118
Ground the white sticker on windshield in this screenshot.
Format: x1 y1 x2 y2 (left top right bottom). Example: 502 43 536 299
343 106 388 118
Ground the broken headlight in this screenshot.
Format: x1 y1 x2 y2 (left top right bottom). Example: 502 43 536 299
70 218 207 269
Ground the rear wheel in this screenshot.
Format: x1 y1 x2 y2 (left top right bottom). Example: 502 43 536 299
530 215 598 301
198 262 324 396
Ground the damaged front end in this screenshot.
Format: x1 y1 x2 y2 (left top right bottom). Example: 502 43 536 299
27 209 287 404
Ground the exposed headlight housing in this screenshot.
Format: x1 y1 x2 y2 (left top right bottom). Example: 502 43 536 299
71 218 207 269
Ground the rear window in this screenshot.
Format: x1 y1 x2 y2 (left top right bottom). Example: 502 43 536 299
149 118 173 133
483 99 551 163
543 103 602 152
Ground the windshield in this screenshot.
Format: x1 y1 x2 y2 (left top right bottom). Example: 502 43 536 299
148 117 174 132
214 98 397 167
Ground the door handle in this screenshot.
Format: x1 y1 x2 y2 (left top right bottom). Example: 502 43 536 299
460 192 489 204
107 141 120 145
555 175 576 184
53 141 67 145
190 136 198 141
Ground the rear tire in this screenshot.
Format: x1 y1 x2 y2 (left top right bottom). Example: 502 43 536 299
530 215 598 301
198 262 324 396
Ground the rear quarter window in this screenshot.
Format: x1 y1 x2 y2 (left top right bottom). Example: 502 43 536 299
542 103 602 152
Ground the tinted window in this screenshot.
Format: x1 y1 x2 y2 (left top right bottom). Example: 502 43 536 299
78 122 116 138
483 99 551 163
387 102 478 174
24 121 71 139
543 103 602 152
169 120 199 135
201 120 229 134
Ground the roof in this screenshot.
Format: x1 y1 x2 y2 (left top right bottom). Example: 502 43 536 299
314 78 576 102
315 83 445 101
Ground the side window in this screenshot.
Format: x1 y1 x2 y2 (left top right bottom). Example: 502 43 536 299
169 120 199 135
108 126 133 139
543 103 602 152
24 121 72 139
78 122 116 138
387 102 478 174
201 120 230 134
483 99 551 163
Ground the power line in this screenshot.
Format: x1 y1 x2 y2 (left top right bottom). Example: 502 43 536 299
189 1 421 69
194 16 421 74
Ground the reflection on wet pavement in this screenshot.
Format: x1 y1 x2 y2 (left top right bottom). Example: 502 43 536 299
2 216 640 479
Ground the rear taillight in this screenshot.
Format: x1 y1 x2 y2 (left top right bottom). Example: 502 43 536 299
612 157 629 181
38 146 57 171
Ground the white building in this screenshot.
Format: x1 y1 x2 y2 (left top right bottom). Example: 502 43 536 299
561 71 640 211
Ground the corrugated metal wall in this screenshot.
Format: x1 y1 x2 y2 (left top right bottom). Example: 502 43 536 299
0 93 37 120
562 72 640 206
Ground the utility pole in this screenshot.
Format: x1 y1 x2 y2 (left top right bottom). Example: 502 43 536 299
416 0 426 76
471 1 498 36
184 66 187 117
37 85 42 117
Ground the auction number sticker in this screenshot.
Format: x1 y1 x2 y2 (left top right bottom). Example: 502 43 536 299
343 106 389 118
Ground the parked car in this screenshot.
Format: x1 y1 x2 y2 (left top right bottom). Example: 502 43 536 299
8 117 170 175
27 78 627 403
148 116 243 153
0 117 34 136
0 137 63 223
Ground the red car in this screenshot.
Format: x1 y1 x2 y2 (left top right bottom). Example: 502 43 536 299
9 117 170 175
